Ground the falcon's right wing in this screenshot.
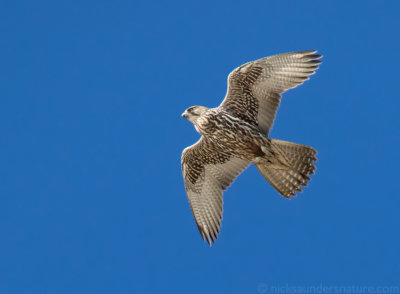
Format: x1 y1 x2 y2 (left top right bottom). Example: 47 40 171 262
181 137 250 245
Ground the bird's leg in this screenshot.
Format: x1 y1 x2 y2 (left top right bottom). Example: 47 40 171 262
253 146 272 164
260 146 272 156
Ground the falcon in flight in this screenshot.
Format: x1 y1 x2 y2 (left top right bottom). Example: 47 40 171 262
181 51 322 245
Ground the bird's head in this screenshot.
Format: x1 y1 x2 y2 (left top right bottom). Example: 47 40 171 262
181 106 209 124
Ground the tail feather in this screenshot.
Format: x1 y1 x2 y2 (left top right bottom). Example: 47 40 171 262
255 139 317 198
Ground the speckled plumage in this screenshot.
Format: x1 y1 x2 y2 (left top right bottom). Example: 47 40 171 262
181 51 322 245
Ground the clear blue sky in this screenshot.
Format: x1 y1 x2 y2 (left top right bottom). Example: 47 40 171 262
1 1 399 293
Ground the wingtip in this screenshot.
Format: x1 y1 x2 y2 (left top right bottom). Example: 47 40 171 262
204 233 214 246
300 50 318 54
300 50 323 59
206 235 212 246
198 227 216 246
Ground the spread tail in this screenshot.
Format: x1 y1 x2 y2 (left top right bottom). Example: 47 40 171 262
254 139 317 198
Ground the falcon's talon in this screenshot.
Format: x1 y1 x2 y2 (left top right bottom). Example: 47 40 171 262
181 50 322 245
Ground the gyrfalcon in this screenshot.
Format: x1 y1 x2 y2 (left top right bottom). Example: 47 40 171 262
181 50 322 245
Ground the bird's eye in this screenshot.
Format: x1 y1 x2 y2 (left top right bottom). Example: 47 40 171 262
188 107 194 113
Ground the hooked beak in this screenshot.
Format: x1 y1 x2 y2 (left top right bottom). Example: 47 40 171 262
181 111 189 118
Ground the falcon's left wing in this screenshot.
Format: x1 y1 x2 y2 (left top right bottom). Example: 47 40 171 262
181 137 250 245
219 50 322 134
